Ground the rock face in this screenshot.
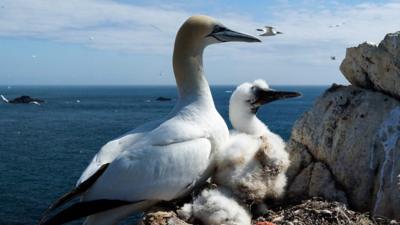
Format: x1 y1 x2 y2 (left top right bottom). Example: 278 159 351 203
261 198 398 225
286 84 400 219
139 198 398 225
139 211 189 225
340 31 400 100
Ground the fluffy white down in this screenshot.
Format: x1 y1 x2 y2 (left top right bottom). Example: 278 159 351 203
214 131 289 202
214 79 291 202
178 188 251 225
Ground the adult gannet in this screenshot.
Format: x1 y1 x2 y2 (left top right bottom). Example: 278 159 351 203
257 26 282 36
39 15 260 225
214 79 300 203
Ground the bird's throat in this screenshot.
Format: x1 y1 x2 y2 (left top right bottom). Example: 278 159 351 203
173 45 212 102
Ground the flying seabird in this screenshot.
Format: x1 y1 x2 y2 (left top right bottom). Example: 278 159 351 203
214 79 301 203
39 15 260 225
330 56 336 60
328 22 345 28
257 26 283 36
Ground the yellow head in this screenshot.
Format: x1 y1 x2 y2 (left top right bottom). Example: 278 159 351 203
174 15 260 54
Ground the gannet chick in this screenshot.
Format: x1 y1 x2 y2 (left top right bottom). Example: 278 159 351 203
214 79 301 203
39 15 260 225
257 26 282 36
178 188 251 225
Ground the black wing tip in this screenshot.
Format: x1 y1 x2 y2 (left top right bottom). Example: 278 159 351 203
39 199 135 225
41 163 111 217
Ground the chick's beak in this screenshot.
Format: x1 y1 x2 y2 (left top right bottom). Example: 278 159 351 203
254 89 301 105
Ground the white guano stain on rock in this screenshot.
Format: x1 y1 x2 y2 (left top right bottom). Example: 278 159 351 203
374 106 400 213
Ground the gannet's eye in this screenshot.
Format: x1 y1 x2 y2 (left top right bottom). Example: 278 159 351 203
213 25 227 33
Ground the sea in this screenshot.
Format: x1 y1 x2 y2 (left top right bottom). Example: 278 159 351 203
0 85 326 225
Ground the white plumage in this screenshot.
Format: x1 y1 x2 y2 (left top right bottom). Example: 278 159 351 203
178 188 251 225
40 15 260 225
257 26 282 36
214 79 300 202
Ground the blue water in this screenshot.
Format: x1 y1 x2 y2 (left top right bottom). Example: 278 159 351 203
0 85 326 225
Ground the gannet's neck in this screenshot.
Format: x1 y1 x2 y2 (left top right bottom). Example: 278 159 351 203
229 107 268 136
173 34 212 104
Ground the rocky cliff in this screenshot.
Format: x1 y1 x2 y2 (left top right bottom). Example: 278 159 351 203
340 32 400 99
138 31 400 225
286 31 400 220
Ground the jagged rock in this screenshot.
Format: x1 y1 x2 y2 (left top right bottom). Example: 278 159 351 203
258 198 398 225
1 95 45 104
139 198 399 225
156 97 172 101
139 211 190 225
286 84 400 220
340 31 400 100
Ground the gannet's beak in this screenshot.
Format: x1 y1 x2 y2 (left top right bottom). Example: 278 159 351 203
254 89 301 105
277 31 283 34
208 25 261 43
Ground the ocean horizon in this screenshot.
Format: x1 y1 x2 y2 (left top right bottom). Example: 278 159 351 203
0 85 327 225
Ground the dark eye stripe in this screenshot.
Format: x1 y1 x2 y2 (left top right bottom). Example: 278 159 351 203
213 25 227 33
206 25 228 38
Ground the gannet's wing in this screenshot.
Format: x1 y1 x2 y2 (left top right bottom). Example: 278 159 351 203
40 137 212 225
1 95 9 103
83 137 212 202
41 119 164 217
77 119 164 185
40 163 110 217
39 199 134 225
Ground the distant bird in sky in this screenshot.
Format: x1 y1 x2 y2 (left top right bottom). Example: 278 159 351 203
329 22 345 28
150 24 163 32
331 56 336 60
257 26 282 36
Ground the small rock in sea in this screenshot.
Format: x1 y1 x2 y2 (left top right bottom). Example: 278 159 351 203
2 95 45 104
156 97 172 101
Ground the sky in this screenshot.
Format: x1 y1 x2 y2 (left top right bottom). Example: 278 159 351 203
0 0 399 86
